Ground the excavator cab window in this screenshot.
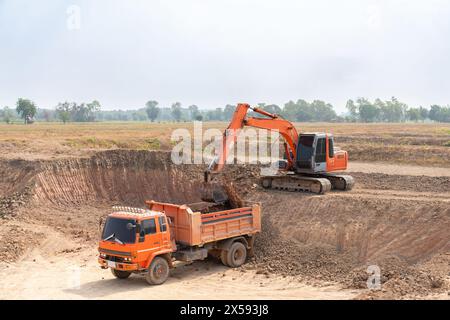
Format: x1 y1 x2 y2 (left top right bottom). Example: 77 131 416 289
328 137 334 158
297 135 315 161
315 138 326 163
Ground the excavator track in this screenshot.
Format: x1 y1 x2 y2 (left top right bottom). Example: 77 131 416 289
260 175 332 194
320 174 355 191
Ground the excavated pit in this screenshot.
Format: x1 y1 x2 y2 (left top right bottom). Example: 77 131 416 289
0 150 448 298
32 151 205 206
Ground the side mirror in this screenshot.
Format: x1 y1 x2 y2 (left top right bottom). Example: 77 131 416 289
126 222 136 230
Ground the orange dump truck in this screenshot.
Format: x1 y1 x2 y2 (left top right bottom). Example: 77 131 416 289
98 200 261 285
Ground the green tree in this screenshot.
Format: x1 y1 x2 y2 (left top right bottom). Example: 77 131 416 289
188 105 200 121
282 100 299 121
70 101 100 122
223 104 235 121
56 102 72 124
345 99 357 119
310 100 336 121
171 102 182 122
429 105 441 122
3 106 13 124
407 108 421 122
16 98 37 124
382 97 406 122
419 106 429 121
356 98 379 122
145 100 160 122
295 99 312 122
261 104 282 115
429 105 450 122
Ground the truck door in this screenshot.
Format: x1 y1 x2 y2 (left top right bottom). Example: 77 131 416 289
140 218 161 252
158 216 171 249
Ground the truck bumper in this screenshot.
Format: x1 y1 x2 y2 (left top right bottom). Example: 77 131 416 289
98 258 139 271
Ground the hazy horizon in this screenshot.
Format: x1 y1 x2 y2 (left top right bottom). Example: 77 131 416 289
1 0 450 112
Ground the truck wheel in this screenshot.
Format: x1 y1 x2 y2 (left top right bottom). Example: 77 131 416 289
220 249 230 267
146 257 169 285
226 242 247 268
111 269 131 279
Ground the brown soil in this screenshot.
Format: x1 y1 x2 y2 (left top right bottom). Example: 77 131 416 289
0 150 449 300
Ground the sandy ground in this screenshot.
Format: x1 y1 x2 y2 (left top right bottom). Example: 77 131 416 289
349 161 450 177
0 226 359 300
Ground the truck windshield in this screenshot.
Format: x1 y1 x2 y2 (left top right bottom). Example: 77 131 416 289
102 217 136 244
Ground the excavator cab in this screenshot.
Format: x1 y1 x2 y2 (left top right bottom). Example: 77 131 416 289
296 133 329 173
295 133 348 174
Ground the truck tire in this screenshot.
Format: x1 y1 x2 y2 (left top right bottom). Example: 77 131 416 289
226 242 247 268
146 257 169 285
220 249 230 267
111 268 131 279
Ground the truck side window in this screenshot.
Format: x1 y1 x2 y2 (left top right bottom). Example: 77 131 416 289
142 218 156 235
159 216 167 232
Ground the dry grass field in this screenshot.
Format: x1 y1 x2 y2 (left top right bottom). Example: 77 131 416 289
1 121 449 166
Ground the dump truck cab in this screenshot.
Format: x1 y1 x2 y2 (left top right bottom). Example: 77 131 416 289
98 206 174 283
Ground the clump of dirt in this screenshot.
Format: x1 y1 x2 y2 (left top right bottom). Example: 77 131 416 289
347 254 449 299
0 187 32 219
0 224 44 262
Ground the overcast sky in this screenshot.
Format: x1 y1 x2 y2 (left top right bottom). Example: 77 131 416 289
1 0 450 112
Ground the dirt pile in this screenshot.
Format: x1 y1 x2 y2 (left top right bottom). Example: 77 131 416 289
246 190 449 298
0 224 44 262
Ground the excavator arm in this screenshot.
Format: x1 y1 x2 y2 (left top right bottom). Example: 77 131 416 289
205 103 299 181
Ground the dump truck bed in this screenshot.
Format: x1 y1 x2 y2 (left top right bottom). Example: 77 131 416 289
145 200 261 246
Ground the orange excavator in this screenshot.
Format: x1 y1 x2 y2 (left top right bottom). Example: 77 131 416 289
204 103 354 195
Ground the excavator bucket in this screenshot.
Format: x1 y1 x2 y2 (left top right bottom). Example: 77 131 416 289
200 181 244 208
200 181 229 204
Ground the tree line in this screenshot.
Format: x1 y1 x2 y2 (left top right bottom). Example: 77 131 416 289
345 97 450 123
1 97 450 123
